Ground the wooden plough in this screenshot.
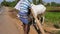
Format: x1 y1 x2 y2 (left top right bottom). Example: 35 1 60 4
30 8 46 34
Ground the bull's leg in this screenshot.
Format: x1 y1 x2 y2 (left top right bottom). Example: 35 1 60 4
37 15 42 24
41 16 45 24
38 14 45 25
41 13 45 25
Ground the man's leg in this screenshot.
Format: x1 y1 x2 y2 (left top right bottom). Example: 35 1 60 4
23 23 29 34
19 11 32 34
20 17 30 34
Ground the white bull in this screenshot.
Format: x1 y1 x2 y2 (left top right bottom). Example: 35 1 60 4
31 3 46 24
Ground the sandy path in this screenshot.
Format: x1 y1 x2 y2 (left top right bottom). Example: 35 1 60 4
0 7 20 34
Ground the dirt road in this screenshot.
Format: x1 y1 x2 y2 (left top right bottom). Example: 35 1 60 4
0 7 20 34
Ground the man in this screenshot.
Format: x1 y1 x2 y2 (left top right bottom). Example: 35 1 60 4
14 0 32 34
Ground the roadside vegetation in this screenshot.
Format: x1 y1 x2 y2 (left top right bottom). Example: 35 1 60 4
45 11 60 24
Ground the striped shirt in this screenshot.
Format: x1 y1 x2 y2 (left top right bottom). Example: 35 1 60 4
15 0 32 13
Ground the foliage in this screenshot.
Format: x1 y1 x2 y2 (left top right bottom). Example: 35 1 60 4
1 0 43 7
1 0 60 7
46 3 51 6
46 7 60 12
1 0 19 7
45 12 60 24
33 0 42 5
46 2 60 7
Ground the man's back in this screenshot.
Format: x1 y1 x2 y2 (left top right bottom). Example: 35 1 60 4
14 0 32 12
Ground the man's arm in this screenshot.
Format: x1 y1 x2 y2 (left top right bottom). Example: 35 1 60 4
14 0 22 11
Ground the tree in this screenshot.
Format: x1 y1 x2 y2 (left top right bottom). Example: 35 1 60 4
33 0 36 4
46 3 50 6
51 2 56 6
33 0 42 5
1 0 7 6
50 2 60 7
1 0 19 7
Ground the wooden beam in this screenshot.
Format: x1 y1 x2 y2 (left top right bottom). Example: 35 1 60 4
30 8 45 34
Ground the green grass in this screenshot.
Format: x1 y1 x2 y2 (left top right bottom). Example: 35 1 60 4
45 12 60 24
46 7 60 12
46 7 60 10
